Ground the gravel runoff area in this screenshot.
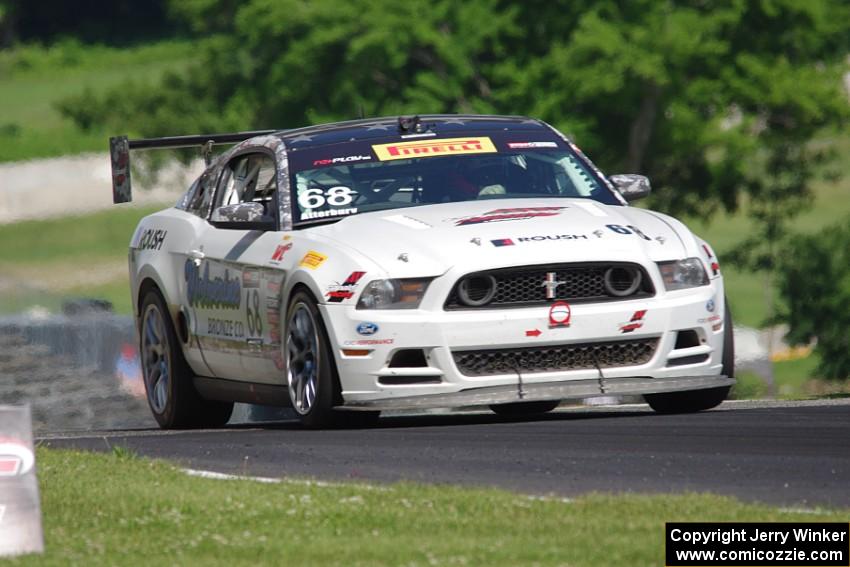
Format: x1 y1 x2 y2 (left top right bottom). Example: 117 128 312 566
0 321 154 432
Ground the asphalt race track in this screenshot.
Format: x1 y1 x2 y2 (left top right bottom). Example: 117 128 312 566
40 400 850 508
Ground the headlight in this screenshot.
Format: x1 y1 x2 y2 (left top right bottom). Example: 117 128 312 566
656 258 709 291
356 278 433 309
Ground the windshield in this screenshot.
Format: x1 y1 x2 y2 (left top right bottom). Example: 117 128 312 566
288 134 620 224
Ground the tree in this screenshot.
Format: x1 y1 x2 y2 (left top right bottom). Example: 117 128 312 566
776 218 850 379
60 0 850 219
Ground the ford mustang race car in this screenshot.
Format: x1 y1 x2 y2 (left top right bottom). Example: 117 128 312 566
110 114 734 428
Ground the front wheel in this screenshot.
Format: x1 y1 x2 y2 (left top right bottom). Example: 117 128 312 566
139 290 233 428
490 400 560 417
644 298 734 414
285 291 379 428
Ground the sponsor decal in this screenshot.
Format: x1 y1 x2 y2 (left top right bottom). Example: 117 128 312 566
710 261 720 275
356 322 379 336
301 207 357 220
470 237 481 246
548 301 571 328
593 229 604 238
712 321 723 331
506 141 558 149
0 440 35 477
702 244 720 275
343 338 394 346
698 314 722 326
517 234 588 243
299 251 328 270
185 261 241 309
491 238 514 247
242 269 260 289
619 310 647 333
312 155 371 167
706 299 716 312
372 137 497 161
207 317 245 338
271 242 293 263
455 206 565 226
525 328 542 337
266 273 286 369
326 271 366 302
138 228 167 251
541 272 566 300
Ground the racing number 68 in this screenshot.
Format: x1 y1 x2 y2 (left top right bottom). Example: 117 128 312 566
246 289 263 337
298 186 354 209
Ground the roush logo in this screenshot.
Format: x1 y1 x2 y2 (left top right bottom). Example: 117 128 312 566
0 441 35 477
372 137 497 161
138 228 167 251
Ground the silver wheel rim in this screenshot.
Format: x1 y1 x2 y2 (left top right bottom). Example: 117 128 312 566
286 303 319 415
141 303 170 414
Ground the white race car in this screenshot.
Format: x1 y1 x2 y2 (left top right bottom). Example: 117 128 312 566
111 114 734 428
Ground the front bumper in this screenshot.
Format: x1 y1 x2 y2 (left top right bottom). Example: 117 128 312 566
343 375 735 410
320 283 730 410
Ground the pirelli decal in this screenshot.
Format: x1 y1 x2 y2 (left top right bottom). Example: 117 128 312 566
372 137 497 161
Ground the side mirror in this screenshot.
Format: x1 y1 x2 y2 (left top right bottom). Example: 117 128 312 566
210 202 275 231
609 174 651 202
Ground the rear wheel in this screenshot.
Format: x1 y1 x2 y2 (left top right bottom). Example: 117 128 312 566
285 291 379 428
140 290 233 428
645 298 734 414
490 400 560 417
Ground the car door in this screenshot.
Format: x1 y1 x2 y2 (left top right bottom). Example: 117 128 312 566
186 150 285 383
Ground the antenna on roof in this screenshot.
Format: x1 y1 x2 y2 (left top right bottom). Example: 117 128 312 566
398 115 424 134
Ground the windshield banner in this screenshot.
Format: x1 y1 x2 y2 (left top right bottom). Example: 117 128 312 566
372 137 497 161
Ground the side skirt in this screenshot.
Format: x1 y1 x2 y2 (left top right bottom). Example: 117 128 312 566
193 376 291 407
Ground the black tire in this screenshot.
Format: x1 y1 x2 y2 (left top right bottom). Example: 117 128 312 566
490 400 560 417
645 298 734 414
285 290 380 428
139 290 233 429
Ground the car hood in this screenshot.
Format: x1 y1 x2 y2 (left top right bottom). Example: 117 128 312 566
307 198 690 277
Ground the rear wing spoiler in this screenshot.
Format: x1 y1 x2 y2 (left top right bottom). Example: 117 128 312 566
108 130 278 203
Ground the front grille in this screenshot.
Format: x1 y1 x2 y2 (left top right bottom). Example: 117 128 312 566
445 262 654 309
452 338 659 377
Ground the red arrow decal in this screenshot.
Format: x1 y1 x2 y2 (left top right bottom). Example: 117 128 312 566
525 329 542 337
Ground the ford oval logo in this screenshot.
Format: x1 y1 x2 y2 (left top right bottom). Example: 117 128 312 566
356 322 379 336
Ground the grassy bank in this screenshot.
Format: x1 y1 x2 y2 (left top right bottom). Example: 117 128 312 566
11 448 848 566
0 205 162 315
0 40 197 162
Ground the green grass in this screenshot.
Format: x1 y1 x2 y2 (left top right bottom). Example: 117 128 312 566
0 205 162 315
0 39 197 162
0 206 158 266
11 448 848 566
